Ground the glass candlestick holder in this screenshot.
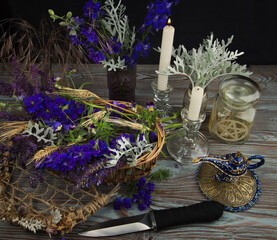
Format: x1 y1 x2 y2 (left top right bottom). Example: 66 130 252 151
151 81 174 118
167 108 209 165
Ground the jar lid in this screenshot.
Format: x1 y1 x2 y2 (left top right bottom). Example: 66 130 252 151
219 75 261 108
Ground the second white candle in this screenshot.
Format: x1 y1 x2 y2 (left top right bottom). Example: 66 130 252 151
187 86 204 121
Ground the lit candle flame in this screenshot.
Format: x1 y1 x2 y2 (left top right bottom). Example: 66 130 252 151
167 18 171 25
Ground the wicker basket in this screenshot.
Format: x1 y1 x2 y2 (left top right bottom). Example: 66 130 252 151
104 121 164 184
91 100 165 184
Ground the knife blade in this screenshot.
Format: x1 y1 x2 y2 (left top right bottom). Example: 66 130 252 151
79 200 224 237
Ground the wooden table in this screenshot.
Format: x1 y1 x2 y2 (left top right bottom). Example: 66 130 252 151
0 64 277 239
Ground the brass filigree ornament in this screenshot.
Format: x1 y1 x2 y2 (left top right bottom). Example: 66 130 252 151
193 152 264 212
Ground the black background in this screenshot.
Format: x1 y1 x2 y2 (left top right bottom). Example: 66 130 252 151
1 0 277 65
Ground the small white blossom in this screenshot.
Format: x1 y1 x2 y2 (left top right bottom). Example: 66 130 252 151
50 209 62 224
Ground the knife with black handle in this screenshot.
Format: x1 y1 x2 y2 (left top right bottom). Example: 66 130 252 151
79 201 224 237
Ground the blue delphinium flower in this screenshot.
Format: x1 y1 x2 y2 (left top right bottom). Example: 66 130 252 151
83 1 101 20
88 50 106 63
80 26 98 44
140 0 179 32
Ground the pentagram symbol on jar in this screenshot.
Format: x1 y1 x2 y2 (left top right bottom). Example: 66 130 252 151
215 120 249 142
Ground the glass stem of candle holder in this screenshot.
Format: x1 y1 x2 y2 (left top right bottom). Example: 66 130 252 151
151 81 174 118
166 108 209 165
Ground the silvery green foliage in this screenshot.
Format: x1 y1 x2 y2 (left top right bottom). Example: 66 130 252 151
22 121 57 146
101 0 136 71
105 135 154 168
12 217 46 233
157 34 252 88
101 56 126 71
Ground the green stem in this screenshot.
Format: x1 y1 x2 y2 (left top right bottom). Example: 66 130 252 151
163 123 183 130
67 72 76 89
161 109 181 122
165 128 185 140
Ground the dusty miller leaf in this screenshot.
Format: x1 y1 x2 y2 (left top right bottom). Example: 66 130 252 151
101 56 126 71
104 135 154 168
22 121 57 146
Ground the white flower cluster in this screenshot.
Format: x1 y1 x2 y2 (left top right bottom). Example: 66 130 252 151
50 209 62 224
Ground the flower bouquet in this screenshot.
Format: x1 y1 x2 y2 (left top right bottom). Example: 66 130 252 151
49 0 178 71
48 0 179 101
0 58 165 188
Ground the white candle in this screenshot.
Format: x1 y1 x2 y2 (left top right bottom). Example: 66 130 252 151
187 86 204 121
157 18 175 91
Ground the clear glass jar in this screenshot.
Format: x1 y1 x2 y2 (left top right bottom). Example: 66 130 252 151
209 75 261 144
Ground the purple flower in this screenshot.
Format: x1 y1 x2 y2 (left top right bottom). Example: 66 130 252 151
72 16 85 26
143 193 152 203
113 198 123 210
103 37 122 55
83 1 100 20
138 202 148 211
132 193 140 203
145 182 155 193
51 121 63 132
139 0 179 32
113 197 132 210
80 26 98 44
135 40 151 57
131 177 155 211
149 132 158 143
146 102 155 112
23 93 44 114
137 177 146 188
88 50 105 63
122 198 132 209
23 93 85 128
